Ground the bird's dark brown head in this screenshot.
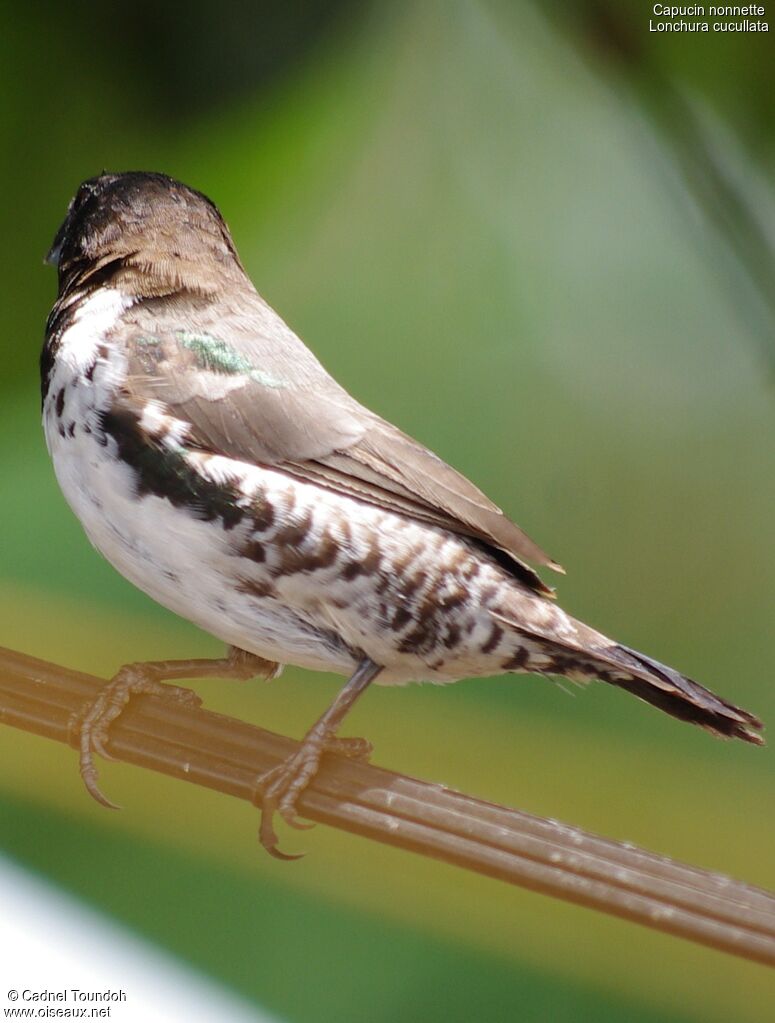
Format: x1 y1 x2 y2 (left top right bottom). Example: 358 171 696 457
46 171 248 298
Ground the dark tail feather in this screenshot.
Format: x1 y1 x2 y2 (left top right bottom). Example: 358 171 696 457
499 617 764 745
602 644 764 745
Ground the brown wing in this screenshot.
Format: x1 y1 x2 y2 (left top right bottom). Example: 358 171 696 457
119 294 561 595
288 418 562 578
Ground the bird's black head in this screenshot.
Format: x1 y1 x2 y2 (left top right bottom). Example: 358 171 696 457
46 171 246 296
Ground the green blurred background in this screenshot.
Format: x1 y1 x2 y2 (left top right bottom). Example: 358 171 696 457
1 1 774 1019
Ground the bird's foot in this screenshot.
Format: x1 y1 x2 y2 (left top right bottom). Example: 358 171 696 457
73 646 280 809
74 663 202 809
255 728 373 860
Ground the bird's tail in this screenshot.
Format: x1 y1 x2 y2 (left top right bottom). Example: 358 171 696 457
497 614 764 745
594 642 763 744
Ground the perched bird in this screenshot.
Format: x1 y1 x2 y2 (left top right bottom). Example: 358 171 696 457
42 171 763 857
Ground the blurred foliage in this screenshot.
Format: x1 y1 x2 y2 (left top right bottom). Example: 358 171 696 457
536 0 775 371
1 1 774 1021
544 0 775 146
80 0 359 118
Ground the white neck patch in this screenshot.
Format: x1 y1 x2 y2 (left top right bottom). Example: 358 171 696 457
58 289 134 374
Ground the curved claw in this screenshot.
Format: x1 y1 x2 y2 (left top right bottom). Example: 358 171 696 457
266 843 306 862
91 729 119 763
73 665 202 812
259 801 306 860
80 748 121 810
283 815 316 832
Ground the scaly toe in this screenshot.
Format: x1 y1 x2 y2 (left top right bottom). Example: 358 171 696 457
253 724 370 857
327 736 373 762
87 709 122 762
255 763 286 797
253 747 323 854
161 683 203 708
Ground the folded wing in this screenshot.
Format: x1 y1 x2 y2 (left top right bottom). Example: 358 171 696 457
119 294 560 595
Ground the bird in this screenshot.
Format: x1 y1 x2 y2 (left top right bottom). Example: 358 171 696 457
42 171 763 858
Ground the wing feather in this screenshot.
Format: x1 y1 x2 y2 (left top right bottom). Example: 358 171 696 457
118 294 560 595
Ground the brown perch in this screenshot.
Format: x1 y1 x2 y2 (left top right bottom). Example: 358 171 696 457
1 644 773 967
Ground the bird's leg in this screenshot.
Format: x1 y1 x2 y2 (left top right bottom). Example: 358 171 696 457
256 657 382 859
75 646 282 808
